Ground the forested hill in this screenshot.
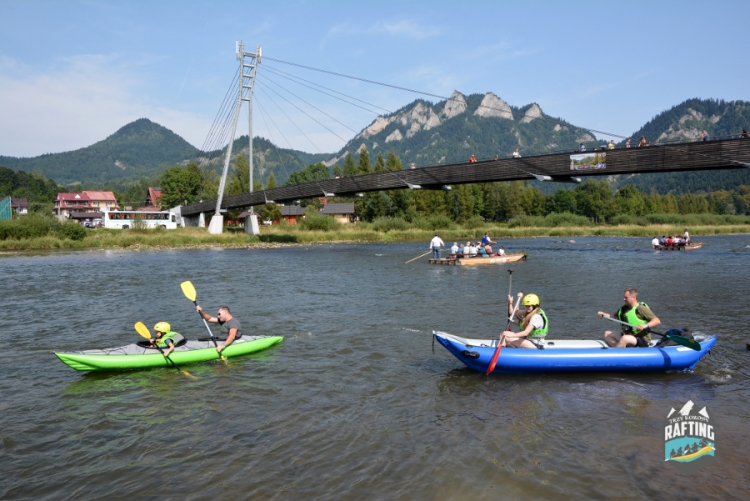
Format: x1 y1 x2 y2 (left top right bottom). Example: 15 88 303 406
608 99 750 194
0 119 199 185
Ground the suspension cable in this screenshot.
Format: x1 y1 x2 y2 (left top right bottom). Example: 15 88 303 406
256 85 324 153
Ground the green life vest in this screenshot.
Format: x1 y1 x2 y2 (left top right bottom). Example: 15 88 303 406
528 308 548 339
617 303 649 336
155 331 184 348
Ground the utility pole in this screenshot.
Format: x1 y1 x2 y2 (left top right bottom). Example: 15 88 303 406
207 41 261 235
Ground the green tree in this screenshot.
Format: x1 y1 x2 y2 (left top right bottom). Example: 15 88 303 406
160 163 202 208
374 153 386 173
343 152 357 176
333 164 344 178
266 172 277 189
386 150 403 171
614 184 646 216
574 179 614 222
358 147 372 174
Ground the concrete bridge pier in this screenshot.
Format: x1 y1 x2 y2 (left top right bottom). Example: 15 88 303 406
245 214 259 235
198 212 206 228
207 214 223 234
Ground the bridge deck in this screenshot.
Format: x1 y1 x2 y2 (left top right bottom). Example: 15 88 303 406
181 138 750 217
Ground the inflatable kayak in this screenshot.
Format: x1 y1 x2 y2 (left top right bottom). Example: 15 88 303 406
433 331 715 374
55 335 283 371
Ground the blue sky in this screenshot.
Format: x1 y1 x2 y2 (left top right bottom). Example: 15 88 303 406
1 0 748 157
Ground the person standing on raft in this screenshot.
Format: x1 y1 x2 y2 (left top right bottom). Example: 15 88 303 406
598 289 660 348
196 305 242 354
429 233 445 260
500 292 548 349
149 322 184 357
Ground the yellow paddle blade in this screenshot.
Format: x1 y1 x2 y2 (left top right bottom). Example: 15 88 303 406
180 281 197 302
134 321 152 340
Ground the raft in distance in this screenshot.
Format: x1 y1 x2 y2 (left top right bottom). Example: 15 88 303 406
654 242 703 251
429 253 527 266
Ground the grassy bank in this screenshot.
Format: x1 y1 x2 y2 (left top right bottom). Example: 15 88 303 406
1 220 748 252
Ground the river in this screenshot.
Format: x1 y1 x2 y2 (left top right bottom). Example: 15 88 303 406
1 235 749 500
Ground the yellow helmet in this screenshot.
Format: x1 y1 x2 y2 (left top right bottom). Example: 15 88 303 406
522 294 540 307
154 322 171 333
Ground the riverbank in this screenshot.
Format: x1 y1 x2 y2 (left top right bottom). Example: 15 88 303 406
1 222 748 252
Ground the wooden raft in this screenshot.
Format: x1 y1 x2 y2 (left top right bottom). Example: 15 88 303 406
429 253 527 266
654 242 703 251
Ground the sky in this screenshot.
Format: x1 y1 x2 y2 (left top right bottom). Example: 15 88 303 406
1 0 748 158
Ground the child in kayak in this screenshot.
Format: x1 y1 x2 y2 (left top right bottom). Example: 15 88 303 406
150 322 185 357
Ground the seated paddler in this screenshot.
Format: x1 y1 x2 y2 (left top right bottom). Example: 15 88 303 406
598 288 660 348
150 322 184 357
500 292 548 349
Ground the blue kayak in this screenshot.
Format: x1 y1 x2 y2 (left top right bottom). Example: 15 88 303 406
434 331 716 374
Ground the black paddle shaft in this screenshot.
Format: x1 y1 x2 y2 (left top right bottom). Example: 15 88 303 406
153 343 181 373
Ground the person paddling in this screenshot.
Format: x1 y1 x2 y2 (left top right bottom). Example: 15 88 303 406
598 288 660 348
500 292 548 349
150 322 184 357
196 305 242 354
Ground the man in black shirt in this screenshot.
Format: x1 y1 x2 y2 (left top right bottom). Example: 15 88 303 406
196 305 242 354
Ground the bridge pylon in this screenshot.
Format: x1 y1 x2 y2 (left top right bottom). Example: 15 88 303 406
208 41 261 235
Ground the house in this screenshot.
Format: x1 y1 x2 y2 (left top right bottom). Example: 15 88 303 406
55 193 93 217
11 198 28 215
319 203 356 223
279 205 307 225
83 191 119 212
145 187 162 209
55 191 118 217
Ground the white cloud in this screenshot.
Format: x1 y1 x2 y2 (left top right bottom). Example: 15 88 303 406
321 19 442 46
0 54 209 157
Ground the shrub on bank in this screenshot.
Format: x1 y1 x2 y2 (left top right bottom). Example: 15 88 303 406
508 212 591 228
299 213 340 231
0 215 52 240
371 216 409 232
52 222 87 240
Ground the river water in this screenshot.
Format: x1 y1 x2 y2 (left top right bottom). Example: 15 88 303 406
1 235 749 500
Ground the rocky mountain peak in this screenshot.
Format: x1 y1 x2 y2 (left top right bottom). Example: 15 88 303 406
520 103 543 123
441 91 467 119
474 93 513 120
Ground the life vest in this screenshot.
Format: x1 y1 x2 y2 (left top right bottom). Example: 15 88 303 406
155 330 184 348
617 303 649 336
523 308 548 339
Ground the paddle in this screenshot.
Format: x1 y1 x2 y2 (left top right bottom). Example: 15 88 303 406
600 315 701 351
134 321 196 378
487 271 521 375
180 281 227 363
405 251 432 264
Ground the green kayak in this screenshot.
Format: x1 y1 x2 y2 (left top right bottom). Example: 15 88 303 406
55 335 283 371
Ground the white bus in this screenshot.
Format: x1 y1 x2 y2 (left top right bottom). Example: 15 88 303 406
103 210 178 230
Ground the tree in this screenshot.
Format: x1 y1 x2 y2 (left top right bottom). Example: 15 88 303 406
266 172 277 189
574 179 614 222
160 163 202 208
614 184 646 216
333 164 344 178
386 150 403 171
343 152 357 176
374 153 386 173
358 146 372 174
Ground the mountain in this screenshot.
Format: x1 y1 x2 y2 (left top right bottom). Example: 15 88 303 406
198 135 332 187
324 91 596 167
609 99 750 194
0 119 200 185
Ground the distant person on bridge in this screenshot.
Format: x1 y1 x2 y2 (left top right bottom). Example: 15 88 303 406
579 143 586 152
513 149 521 158
638 137 648 148
702 130 710 141
741 129 748 139
196 305 242 354
429 233 445 260
625 138 632 148
608 140 615 150
468 154 477 163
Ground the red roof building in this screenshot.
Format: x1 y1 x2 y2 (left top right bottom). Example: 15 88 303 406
145 187 162 209
55 191 118 217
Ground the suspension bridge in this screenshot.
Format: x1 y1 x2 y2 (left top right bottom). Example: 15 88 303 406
182 42 750 230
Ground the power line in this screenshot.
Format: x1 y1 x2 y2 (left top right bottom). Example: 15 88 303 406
261 64 390 114
256 85 324 153
257 80 349 144
257 73 359 133
263 56 627 139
